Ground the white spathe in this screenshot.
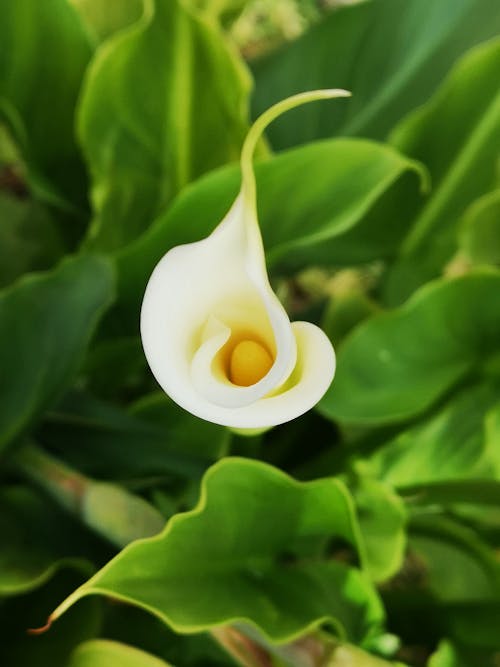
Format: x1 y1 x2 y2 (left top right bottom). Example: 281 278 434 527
141 90 349 428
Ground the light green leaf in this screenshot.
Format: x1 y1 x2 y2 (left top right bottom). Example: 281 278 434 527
367 384 499 487
69 0 144 43
385 38 500 303
350 476 406 583
68 639 173 667
251 0 500 147
428 640 492 667
51 458 384 644
0 0 92 208
0 255 114 452
460 189 500 266
320 271 500 425
80 0 250 251
0 486 100 596
116 138 424 322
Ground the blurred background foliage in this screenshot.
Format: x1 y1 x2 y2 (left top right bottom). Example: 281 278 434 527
0 0 499 666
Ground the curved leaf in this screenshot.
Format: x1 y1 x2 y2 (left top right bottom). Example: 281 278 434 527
460 189 500 266
320 271 500 425
367 384 499 487
68 639 173 667
0 255 114 452
70 0 144 43
0 486 101 596
116 138 424 321
251 0 500 147
80 0 250 250
351 476 406 583
0 0 92 208
385 38 500 303
51 458 383 644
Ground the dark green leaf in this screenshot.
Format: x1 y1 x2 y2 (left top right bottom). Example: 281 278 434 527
0 255 114 453
0 0 92 208
0 571 101 667
252 0 500 147
385 38 500 303
0 485 102 596
40 390 223 481
0 192 64 288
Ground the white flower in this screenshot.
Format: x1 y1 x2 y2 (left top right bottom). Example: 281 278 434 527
141 90 350 429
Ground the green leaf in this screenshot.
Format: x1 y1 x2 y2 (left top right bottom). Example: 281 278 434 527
51 458 383 644
251 0 500 147
350 476 406 583
320 271 500 425
0 255 114 453
80 0 250 251
409 516 500 603
0 0 92 208
460 189 500 266
69 0 144 43
0 192 64 288
116 138 424 322
385 38 500 303
366 384 499 487
68 640 173 667
428 640 495 667
0 485 102 596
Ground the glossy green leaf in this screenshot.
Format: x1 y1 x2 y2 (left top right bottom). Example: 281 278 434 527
80 0 250 251
252 0 500 147
116 138 424 321
70 0 144 43
385 38 500 303
0 255 114 452
0 192 63 288
367 384 499 487
320 271 500 425
460 189 500 266
51 458 384 643
0 0 91 208
68 639 173 667
0 486 102 596
350 476 406 583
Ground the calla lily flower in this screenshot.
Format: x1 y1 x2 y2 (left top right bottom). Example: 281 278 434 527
141 90 350 429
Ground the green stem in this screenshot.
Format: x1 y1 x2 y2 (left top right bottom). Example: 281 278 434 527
13 443 89 514
12 442 164 548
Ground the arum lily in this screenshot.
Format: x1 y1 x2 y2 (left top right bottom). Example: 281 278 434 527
141 90 350 429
